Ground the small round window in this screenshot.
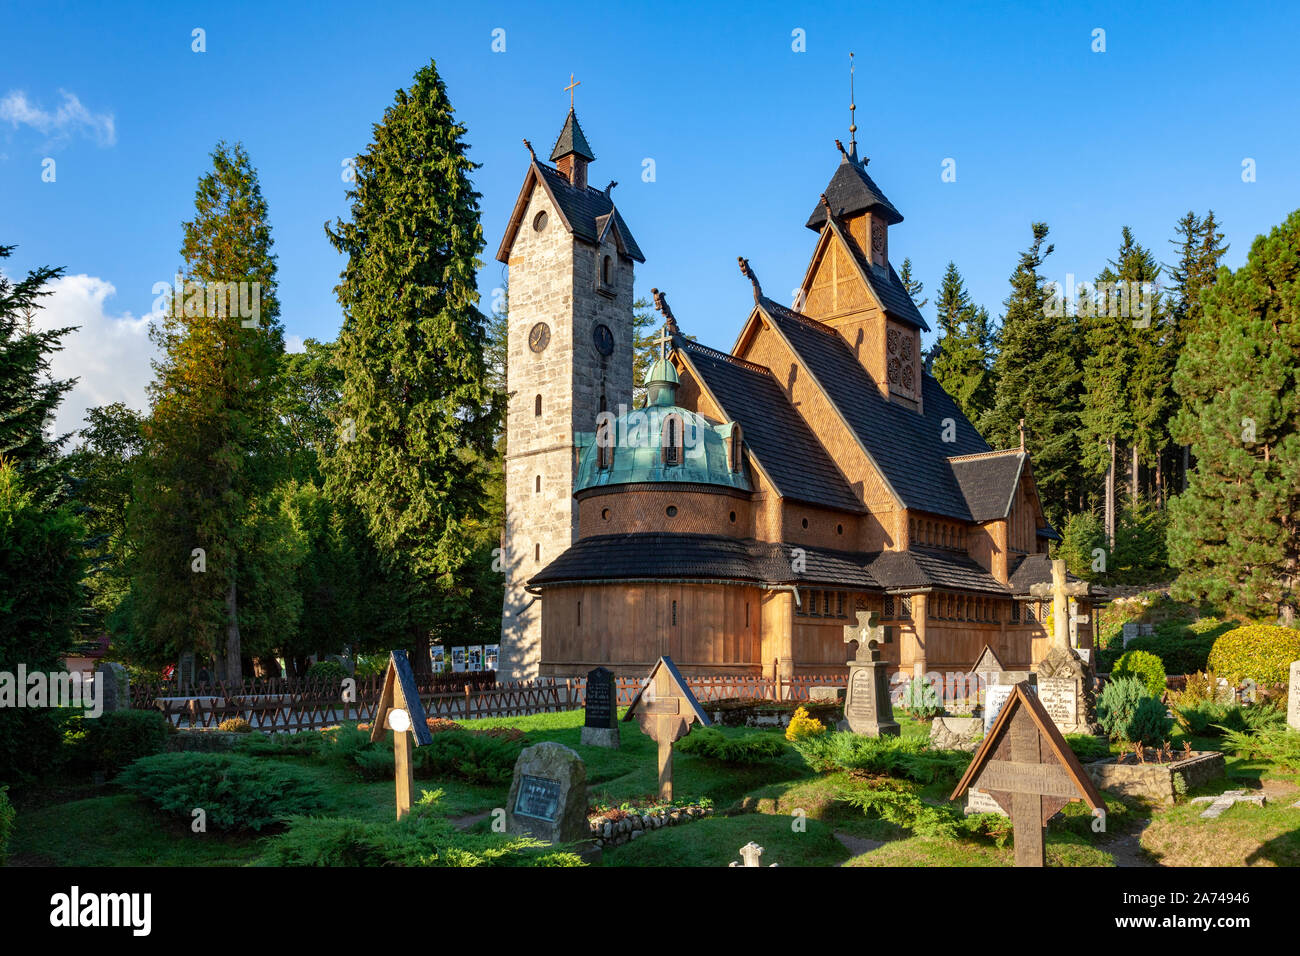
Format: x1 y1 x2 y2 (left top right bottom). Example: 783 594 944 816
532 211 548 232
666 506 678 518
601 508 610 520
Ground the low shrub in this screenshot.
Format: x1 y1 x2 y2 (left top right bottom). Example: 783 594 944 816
75 709 171 773
791 732 968 785
1220 724 1300 772
0 785 14 865
1112 650 1167 699
1097 677 1172 746
1208 624 1300 685
675 728 788 765
116 752 327 831
899 678 944 721
837 778 1012 845
1064 734 1112 762
1121 621 1226 675
305 660 347 682
413 731 523 785
238 730 325 758
426 718 463 734
261 794 583 866
217 717 252 734
785 706 826 742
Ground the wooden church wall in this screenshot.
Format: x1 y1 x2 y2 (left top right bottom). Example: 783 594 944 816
737 322 896 551
539 581 763 677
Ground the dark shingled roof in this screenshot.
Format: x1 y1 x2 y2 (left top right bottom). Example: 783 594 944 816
528 534 880 589
550 109 595 162
757 299 991 520
1007 553 1088 595
806 156 903 228
535 163 645 262
866 548 1010 595
821 214 929 331
950 451 1026 522
677 340 863 513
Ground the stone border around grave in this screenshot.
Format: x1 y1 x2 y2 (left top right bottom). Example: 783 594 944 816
590 804 714 848
1084 751 1225 805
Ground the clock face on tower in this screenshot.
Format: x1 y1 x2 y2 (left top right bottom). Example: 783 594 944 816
528 322 551 353
592 323 614 356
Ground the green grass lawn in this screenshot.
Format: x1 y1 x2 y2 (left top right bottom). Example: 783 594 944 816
8 706 1298 867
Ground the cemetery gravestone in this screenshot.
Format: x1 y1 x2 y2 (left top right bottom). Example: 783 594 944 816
1031 559 1100 736
1289 661 1300 732
623 656 710 801
841 611 900 737
506 742 589 844
951 681 1105 866
581 666 620 748
95 662 129 713
369 649 433 821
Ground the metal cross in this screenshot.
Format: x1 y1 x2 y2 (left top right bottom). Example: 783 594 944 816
565 73 581 109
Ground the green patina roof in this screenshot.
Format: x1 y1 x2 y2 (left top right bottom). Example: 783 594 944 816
575 403 750 493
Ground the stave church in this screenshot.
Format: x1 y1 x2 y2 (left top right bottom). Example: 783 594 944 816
496 89 1096 683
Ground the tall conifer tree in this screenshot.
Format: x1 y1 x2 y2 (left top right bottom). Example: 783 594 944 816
1169 210 1300 623
131 143 284 682
324 60 500 673
931 261 994 423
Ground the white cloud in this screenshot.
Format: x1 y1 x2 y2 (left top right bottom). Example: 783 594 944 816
27 274 157 435
0 90 116 148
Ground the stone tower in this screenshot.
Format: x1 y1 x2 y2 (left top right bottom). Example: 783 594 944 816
494 107 644 680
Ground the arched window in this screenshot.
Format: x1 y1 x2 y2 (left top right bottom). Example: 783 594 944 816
602 255 613 286
661 413 684 466
596 418 614 470
535 475 541 493
534 394 542 417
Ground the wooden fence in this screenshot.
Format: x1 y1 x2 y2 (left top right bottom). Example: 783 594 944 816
132 671 862 732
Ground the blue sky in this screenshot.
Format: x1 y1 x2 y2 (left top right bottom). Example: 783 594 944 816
3 0 1298 429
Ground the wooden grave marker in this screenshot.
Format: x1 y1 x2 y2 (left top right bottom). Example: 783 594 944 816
623 656 710 801
369 649 433 820
950 680 1104 867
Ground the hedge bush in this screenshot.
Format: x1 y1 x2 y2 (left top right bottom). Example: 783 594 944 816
1097 677 1172 746
76 709 171 773
792 732 968 784
0 785 14 866
116 753 327 831
306 660 347 682
1207 624 1300 685
1120 622 1225 675
261 795 583 866
413 731 523 785
1112 650 1168 698
675 728 788 765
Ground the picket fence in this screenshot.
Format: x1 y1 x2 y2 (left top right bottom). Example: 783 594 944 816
131 671 857 732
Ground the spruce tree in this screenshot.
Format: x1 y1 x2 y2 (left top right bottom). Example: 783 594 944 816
899 257 927 311
0 244 76 502
1169 210 1300 623
130 142 285 682
931 261 994 423
324 60 500 673
982 223 1083 524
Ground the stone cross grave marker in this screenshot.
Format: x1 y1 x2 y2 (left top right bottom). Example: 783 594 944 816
1030 559 1099 735
841 610 900 737
951 681 1105 867
581 666 620 748
506 742 589 844
623 656 710 801
1190 789 1267 819
1289 661 1300 732
729 842 776 867
369 649 433 820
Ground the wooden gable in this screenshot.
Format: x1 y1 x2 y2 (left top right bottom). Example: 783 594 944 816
370 649 433 747
797 224 877 322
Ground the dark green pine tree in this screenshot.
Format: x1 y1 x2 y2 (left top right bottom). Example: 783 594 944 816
1169 210 1300 624
0 244 76 502
930 261 994 423
982 223 1084 524
129 142 285 682
898 257 928 311
324 60 501 674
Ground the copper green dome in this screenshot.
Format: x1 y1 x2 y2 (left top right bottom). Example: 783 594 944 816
574 402 749 493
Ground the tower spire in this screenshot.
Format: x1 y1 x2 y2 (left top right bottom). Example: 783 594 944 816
848 52 858 162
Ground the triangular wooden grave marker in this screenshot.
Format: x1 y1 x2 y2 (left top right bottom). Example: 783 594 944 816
968 644 1005 675
950 680 1104 867
370 649 432 819
623 656 710 801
